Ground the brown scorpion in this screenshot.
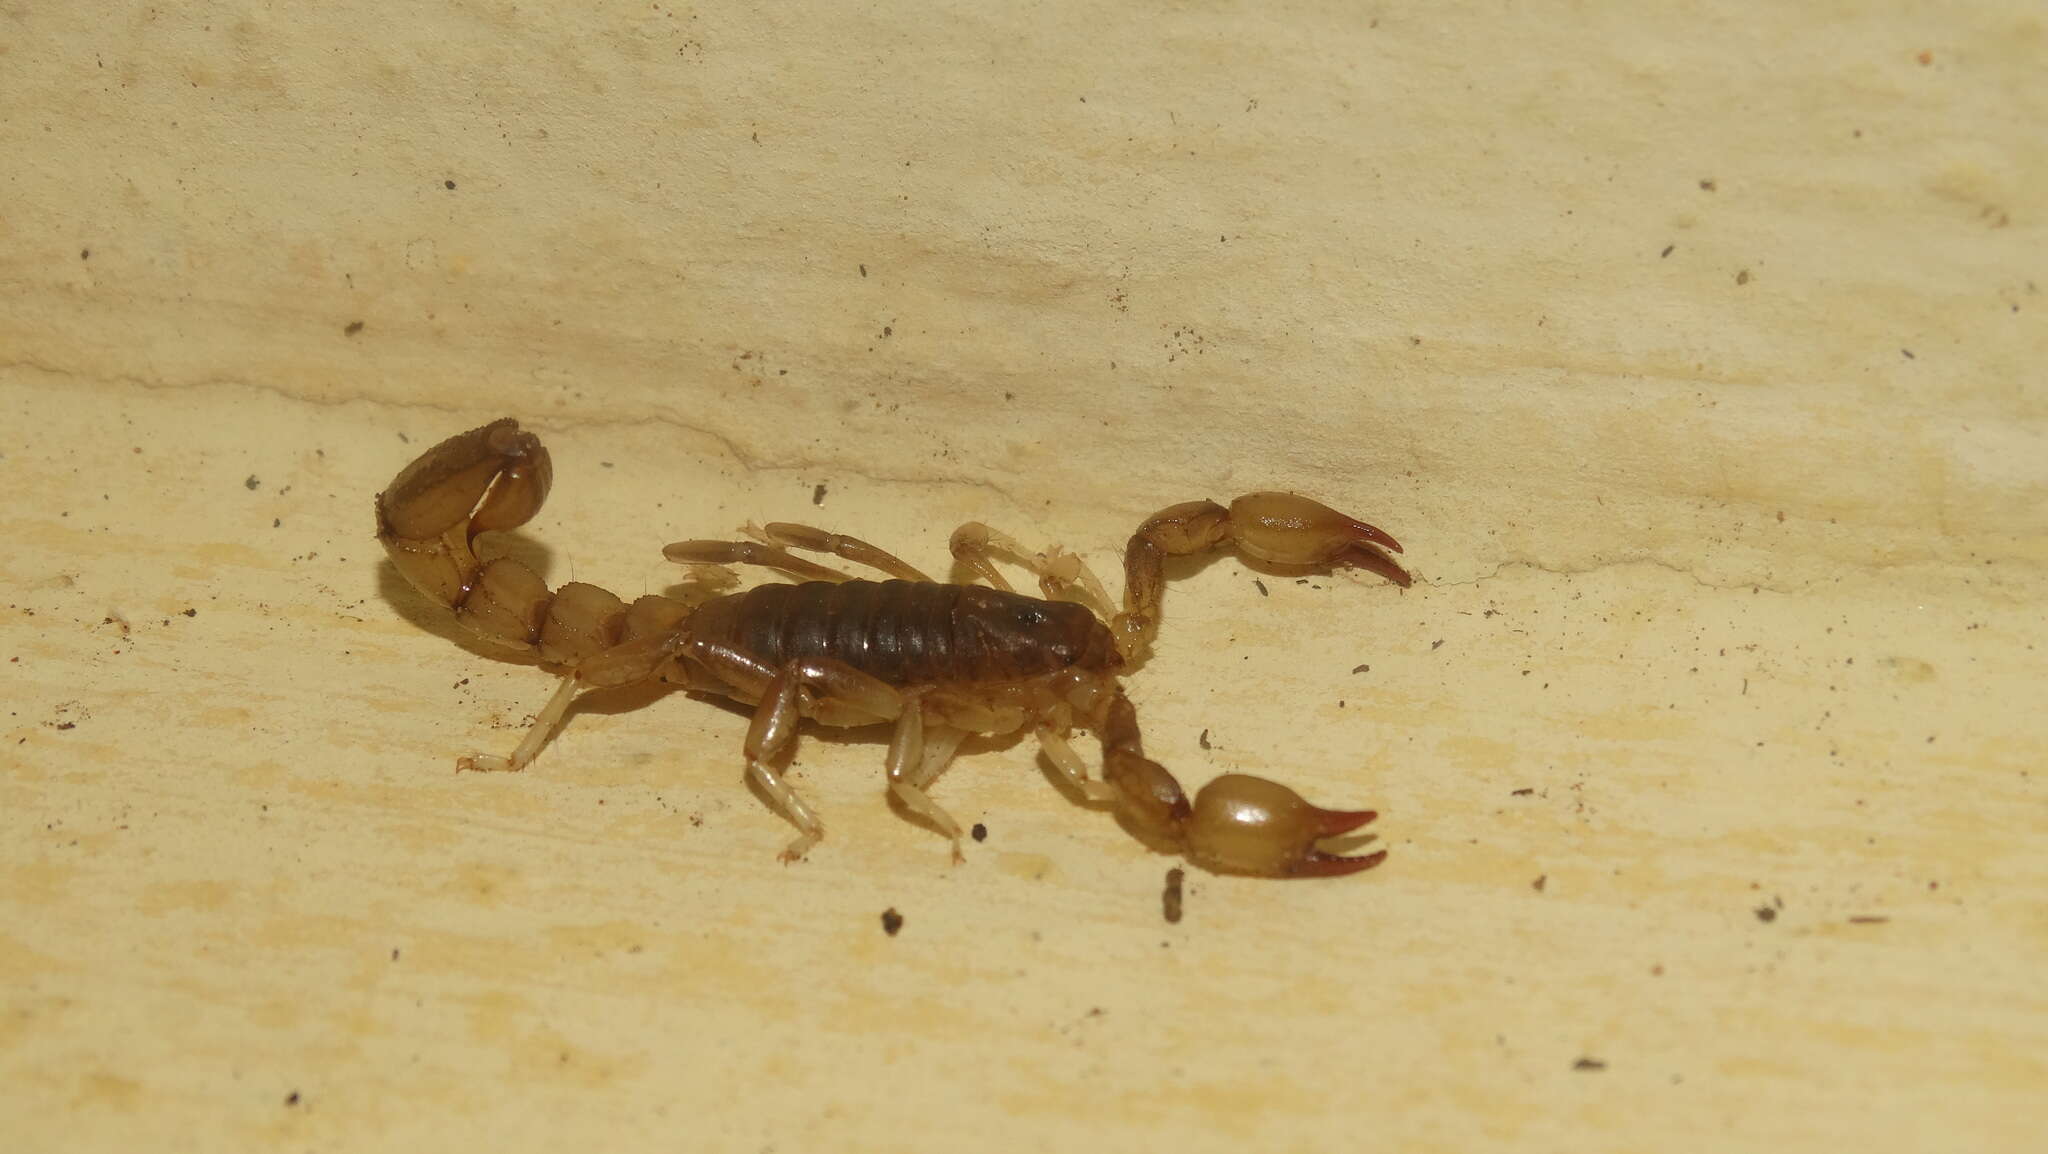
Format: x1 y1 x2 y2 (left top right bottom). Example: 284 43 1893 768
375 419 1411 878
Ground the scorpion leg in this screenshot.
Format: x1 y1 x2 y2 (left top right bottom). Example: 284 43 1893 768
694 643 904 862
455 674 581 773
949 522 1113 618
885 704 967 862
745 522 934 582
1036 726 1117 804
662 539 854 583
1114 492 1410 660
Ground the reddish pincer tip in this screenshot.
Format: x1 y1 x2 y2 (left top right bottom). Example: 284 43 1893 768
1348 517 1403 555
1314 807 1378 838
1344 543 1412 588
1290 848 1390 879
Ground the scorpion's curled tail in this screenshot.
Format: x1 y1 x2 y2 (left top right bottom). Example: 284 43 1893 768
375 418 687 671
1095 690 1385 878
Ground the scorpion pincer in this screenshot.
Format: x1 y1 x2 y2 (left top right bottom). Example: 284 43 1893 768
375 419 1411 878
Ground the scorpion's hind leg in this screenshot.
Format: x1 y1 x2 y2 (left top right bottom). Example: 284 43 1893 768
690 641 905 863
662 539 855 583
885 705 969 863
1114 492 1410 660
949 522 1113 618
745 523 934 582
456 674 579 773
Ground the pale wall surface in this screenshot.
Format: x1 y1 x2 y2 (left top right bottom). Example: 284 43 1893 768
3 2 2044 1151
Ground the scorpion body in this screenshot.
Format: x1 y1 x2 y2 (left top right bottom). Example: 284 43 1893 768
376 418 1410 878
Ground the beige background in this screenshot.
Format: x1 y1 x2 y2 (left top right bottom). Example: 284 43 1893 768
3 2 2044 1151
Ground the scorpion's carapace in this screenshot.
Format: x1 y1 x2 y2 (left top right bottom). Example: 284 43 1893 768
375 418 1409 878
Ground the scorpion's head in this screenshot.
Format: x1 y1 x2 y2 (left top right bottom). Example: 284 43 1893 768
1180 773 1384 878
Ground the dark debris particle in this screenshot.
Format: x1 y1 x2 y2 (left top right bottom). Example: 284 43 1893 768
812 483 827 506
1736 269 1751 286
1573 1057 1607 1072
1660 244 1675 258
343 320 364 336
1754 905 1777 923
1163 867 1185 924
1511 787 1535 797
880 908 903 936
1253 578 1268 597
183 608 197 617
55 722 76 731
81 248 91 260
244 475 260 490
1351 663 1370 674
1698 178 1717 191
285 1091 301 1106
1848 915 1890 925
970 822 987 842
859 263 867 277
444 179 456 190
1532 874 1547 892
1198 728 1211 750
1430 639 1444 651
273 518 281 528
1900 348 1915 359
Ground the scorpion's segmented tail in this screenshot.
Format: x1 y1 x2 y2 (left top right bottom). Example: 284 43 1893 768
375 418 685 670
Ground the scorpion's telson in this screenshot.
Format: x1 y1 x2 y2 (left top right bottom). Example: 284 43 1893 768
376 418 1409 878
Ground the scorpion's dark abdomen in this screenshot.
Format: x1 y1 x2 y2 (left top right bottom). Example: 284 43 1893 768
700 580 1117 685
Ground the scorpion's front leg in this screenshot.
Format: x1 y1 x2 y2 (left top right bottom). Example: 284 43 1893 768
689 642 904 863
1114 492 1409 661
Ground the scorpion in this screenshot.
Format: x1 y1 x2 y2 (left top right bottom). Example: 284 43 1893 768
375 418 1412 878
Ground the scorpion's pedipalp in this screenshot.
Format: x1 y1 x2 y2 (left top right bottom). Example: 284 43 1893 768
1114 491 1410 661
1182 774 1386 879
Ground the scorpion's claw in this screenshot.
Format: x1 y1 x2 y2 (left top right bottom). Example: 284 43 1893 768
1227 492 1410 588
1183 773 1385 878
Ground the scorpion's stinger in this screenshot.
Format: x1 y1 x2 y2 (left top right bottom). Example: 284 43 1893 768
378 419 677 775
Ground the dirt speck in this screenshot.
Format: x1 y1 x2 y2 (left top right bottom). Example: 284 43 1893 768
344 320 364 336
970 822 987 842
812 483 827 506
1163 868 1185 924
1573 1057 1607 1072
1532 874 1547 892
880 908 904 936
244 475 261 490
